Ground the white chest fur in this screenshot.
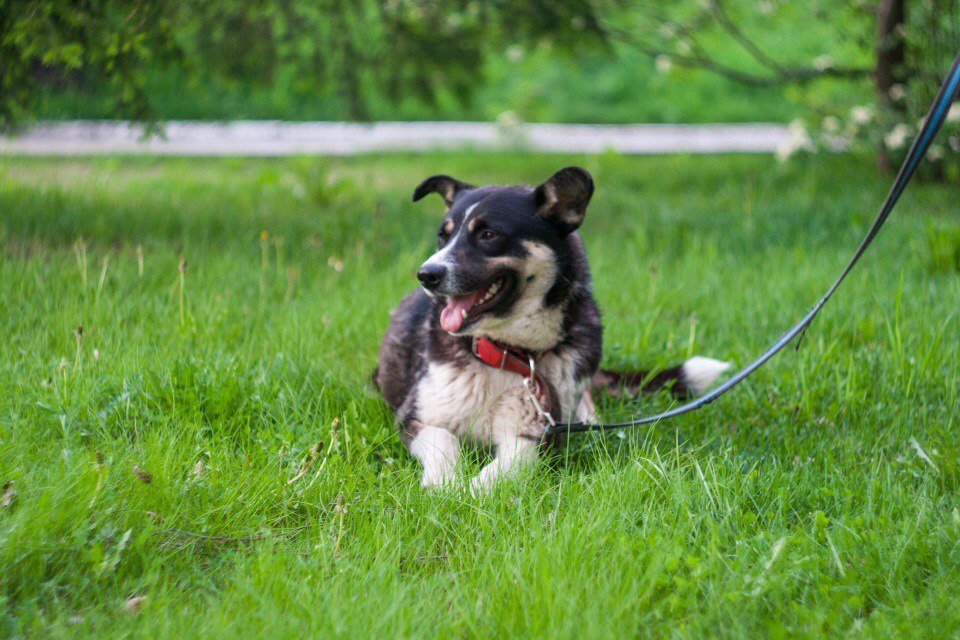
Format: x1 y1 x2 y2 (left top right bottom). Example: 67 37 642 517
415 349 587 445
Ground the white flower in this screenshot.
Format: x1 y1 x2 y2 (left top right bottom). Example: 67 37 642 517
926 145 944 161
505 45 524 63
495 110 526 147
888 83 906 101
676 39 692 55
885 123 912 150
948 103 960 123
822 116 840 133
812 55 834 71
495 110 522 128
788 118 809 136
655 54 672 74
756 0 775 15
776 119 813 162
824 135 850 153
659 23 677 39
850 105 874 125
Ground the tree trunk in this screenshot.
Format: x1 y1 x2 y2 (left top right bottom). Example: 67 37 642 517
875 0 906 172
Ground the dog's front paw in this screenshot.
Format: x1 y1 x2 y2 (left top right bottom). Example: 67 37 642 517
468 474 492 497
468 463 503 496
576 389 600 423
421 468 457 489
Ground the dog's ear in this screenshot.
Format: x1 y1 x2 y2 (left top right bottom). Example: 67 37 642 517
412 175 474 208
533 166 594 234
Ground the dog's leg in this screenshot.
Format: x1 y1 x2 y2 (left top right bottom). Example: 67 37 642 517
470 435 539 494
409 425 461 487
576 389 599 423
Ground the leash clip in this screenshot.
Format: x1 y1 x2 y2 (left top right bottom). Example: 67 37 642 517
523 357 556 430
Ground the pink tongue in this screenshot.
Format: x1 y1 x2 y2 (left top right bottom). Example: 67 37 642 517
440 292 481 332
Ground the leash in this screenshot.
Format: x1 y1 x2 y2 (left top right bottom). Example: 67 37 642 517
546 48 960 436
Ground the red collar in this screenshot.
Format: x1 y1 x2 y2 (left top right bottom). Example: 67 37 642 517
472 336 558 424
472 336 549 379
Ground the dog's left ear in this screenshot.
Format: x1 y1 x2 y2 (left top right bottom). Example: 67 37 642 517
412 175 475 209
533 166 594 234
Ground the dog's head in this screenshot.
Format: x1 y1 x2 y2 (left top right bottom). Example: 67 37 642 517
412 166 594 349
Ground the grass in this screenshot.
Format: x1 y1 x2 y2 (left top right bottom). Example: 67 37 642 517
1 151 959 638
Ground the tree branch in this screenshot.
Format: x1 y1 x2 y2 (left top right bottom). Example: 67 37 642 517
607 25 872 88
707 0 788 74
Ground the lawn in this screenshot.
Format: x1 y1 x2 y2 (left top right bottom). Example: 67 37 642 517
1 151 959 638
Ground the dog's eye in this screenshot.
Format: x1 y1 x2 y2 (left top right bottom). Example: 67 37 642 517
478 229 499 242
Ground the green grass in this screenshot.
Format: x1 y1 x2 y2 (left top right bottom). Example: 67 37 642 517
1 151 959 638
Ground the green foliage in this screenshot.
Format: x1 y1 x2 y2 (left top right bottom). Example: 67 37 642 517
618 0 957 172
1 151 960 635
0 0 182 130
19 0 868 125
3 0 956 145
770 1 960 172
2 0 606 128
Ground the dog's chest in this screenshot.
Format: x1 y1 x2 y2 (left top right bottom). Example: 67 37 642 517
415 349 584 443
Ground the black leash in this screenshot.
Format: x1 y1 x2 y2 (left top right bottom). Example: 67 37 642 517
550 48 960 436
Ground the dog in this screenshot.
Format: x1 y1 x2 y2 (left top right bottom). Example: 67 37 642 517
374 167 729 490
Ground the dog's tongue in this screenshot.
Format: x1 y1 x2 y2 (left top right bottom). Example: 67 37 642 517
440 292 480 332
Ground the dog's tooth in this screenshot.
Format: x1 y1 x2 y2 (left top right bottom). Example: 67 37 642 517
461 309 468 319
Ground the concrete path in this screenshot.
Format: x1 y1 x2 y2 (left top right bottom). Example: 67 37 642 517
0 120 788 156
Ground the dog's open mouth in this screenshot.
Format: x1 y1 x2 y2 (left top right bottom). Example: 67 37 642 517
439 276 513 333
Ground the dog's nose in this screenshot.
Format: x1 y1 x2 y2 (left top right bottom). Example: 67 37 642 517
417 264 447 290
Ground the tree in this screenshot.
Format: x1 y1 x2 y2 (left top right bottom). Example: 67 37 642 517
0 0 606 128
0 0 182 130
3 0 956 174
604 0 958 173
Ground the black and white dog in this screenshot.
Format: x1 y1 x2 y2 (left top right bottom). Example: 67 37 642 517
375 167 728 490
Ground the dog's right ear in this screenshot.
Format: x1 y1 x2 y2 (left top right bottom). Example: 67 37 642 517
533 166 594 234
412 175 474 208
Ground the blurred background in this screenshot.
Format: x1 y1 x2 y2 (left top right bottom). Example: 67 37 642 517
1 0 958 173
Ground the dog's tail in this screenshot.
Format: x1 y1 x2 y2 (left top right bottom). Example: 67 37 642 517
591 356 730 398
